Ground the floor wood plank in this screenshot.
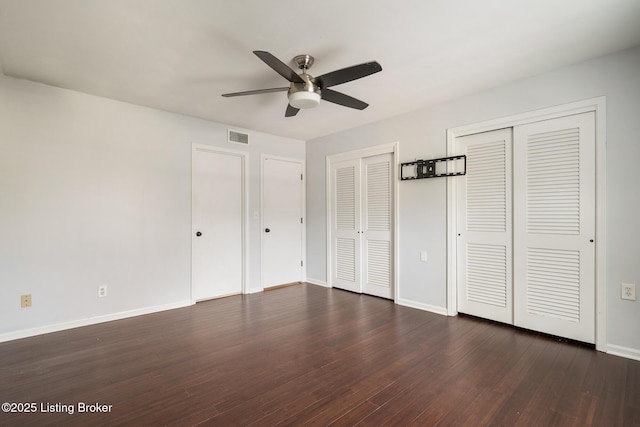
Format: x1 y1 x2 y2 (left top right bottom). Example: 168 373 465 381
1 283 638 426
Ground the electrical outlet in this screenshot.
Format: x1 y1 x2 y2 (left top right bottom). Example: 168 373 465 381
21 294 32 308
98 286 107 298
621 283 636 301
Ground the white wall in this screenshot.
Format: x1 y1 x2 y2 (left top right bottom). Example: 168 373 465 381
306 46 640 355
0 75 304 340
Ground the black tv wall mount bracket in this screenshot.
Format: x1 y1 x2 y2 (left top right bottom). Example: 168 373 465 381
400 155 466 180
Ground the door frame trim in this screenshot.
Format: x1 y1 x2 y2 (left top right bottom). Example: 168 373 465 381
445 97 607 351
325 141 400 302
260 154 306 290
191 143 249 303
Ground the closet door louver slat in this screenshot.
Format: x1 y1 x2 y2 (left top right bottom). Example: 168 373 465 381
336 167 356 230
466 243 507 307
526 128 581 235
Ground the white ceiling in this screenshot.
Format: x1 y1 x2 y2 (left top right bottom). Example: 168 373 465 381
1 0 639 141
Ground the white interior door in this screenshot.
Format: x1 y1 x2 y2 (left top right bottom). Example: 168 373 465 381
192 147 244 301
513 113 595 343
362 153 394 299
456 129 514 324
262 157 304 288
331 158 361 293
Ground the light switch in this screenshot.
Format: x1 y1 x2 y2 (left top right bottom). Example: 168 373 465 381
420 251 428 262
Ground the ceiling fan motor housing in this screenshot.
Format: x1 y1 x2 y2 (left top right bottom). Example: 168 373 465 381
288 73 321 109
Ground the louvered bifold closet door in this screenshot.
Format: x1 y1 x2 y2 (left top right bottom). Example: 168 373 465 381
513 113 595 343
331 159 362 293
456 129 514 324
362 153 394 299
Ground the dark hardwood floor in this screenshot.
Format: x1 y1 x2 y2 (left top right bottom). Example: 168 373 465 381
1 283 638 426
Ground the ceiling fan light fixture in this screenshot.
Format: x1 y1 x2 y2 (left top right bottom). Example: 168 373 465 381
288 90 321 109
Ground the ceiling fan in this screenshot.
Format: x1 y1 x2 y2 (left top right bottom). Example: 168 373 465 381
222 51 382 117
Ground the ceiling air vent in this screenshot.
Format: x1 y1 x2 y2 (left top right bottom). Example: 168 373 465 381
228 129 249 145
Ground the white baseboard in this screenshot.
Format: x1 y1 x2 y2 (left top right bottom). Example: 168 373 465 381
397 298 448 316
0 300 193 343
607 344 640 361
305 278 329 287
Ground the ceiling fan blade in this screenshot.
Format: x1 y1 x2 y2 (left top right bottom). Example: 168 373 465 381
222 87 289 97
285 104 300 117
315 61 382 88
321 88 369 110
253 51 305 84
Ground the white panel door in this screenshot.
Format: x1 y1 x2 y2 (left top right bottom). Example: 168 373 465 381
456 129 513 324
262 157 304 288
192 148 244 300
362 153 394 299
331 159 361 293
513 113 595 343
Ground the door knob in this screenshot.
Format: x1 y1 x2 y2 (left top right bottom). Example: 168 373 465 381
196 231 202 237
265 228 270 233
